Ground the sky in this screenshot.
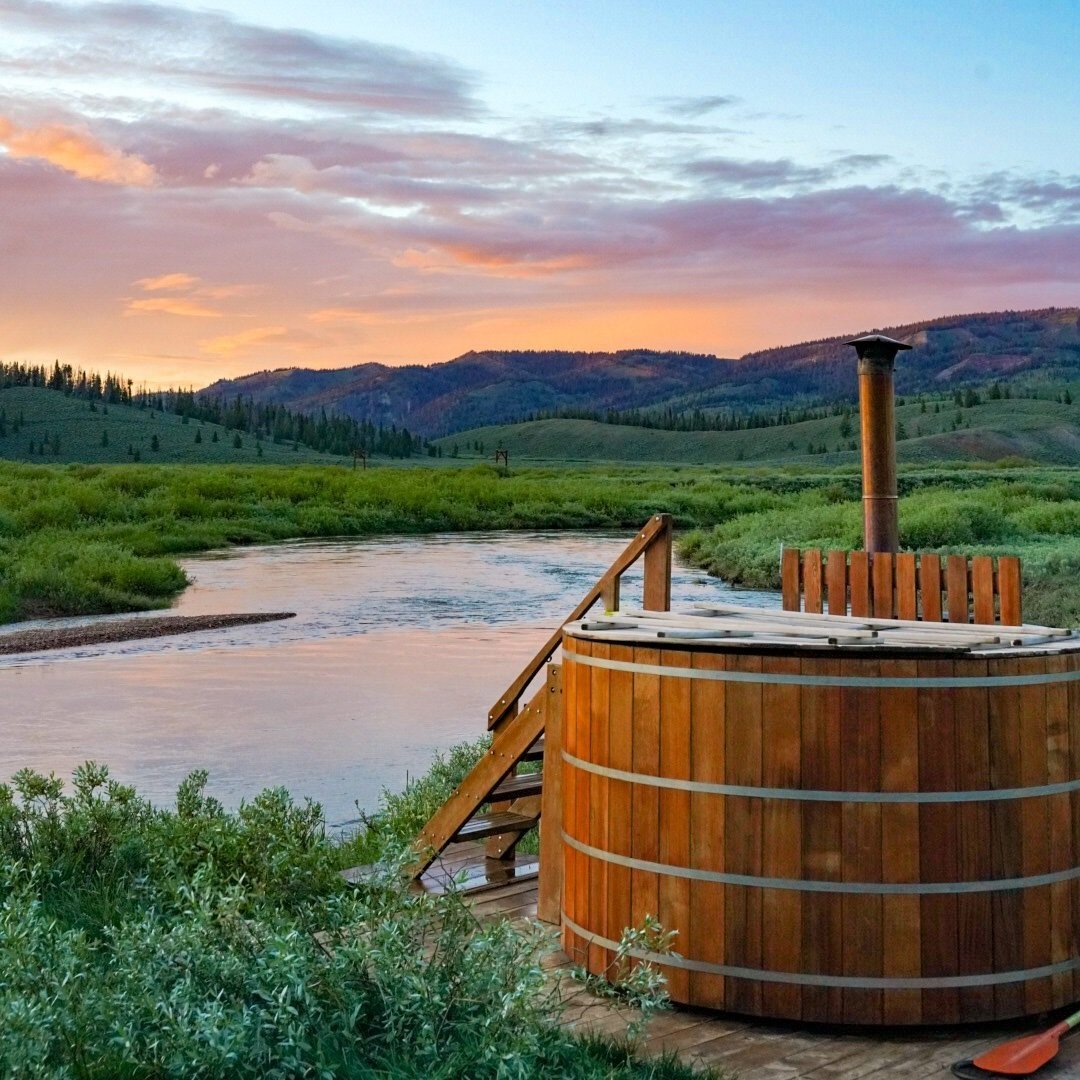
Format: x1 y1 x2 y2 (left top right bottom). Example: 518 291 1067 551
1 1 1078 386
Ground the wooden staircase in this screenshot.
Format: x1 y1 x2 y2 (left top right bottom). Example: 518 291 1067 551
408 513 673 883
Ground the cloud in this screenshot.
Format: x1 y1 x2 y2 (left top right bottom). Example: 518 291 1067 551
0 0 478 117
659 95 741 117
126 297 222 318
968 170 1080 222
129 272 261 308
240 152 513 211
199 283 264 299
682 152 894 191
307 306 447 328
542 117 736 140
135 272 199 291
683 156 831 189
0 116 156 185
832 154 893 173
392 245 595 278
199 325 289 357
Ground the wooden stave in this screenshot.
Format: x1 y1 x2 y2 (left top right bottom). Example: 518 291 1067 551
559 634 1080 1024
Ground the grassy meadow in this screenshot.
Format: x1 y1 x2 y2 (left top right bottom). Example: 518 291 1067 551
0 386 339 465
437 383 1080 467
0 459 1077 627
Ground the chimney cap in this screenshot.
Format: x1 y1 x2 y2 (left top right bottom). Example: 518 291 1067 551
845 333 912 360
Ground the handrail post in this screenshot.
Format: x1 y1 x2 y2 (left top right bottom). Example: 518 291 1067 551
536 663 564 924
643 513 672 611
487 512 674 730
601 576 620 613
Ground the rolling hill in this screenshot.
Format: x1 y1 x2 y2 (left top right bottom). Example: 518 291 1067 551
0 386 339 465
436 384 1080 466
201 348 728 439
201 307 1080 438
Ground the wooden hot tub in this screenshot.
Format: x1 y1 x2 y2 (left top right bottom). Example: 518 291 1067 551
558 604 1080 1025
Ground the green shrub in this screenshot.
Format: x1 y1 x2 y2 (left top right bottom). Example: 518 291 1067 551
0 763 720 1080
340 738 491 867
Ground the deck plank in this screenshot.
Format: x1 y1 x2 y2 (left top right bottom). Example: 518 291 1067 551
449 854 1080 1078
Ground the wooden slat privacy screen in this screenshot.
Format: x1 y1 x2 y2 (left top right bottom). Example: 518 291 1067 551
781 549 1023 626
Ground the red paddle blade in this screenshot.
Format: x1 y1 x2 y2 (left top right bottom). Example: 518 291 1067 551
973 1025 1066 1076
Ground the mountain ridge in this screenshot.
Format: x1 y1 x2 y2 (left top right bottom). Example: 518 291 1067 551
199 307 1080 437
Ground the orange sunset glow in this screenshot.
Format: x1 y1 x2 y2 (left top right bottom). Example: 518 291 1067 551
2 1 1078 386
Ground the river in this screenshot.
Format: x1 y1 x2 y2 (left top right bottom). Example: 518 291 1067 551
0 532 776 824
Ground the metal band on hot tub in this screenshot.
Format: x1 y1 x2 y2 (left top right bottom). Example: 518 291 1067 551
562 749 1080 804
560 832 1080 894
561 913 1080 990
565 650 1080 688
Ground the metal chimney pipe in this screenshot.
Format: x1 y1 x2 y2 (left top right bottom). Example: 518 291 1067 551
845 333 912 554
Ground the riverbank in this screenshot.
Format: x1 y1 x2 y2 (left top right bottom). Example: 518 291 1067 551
0 611 295 656
0 533 768 823
0 461 1076 626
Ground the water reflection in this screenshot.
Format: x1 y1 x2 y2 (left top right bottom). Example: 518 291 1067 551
0 532 776 822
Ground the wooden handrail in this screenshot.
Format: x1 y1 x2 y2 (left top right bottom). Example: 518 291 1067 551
408 514 674 882
409 678 552 878
487 513 672 729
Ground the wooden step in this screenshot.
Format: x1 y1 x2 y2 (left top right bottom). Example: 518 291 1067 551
414 842 539 896
490 770 543 800
453 810 538 843
521 738 545 762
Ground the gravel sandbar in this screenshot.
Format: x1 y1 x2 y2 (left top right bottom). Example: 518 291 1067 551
0 612 296 656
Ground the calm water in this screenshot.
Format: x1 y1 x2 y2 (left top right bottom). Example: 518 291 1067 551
0 532 775 823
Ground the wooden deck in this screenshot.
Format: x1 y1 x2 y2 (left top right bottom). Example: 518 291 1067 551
422 845 1080 1078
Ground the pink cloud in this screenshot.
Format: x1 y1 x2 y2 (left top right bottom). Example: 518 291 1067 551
125 297 222 318
0 116 156 186
135 272 199 291
0 0 478 117
199 325 290 357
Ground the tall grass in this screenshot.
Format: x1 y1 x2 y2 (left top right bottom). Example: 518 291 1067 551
679 474 1080 626
0 460 1076 626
